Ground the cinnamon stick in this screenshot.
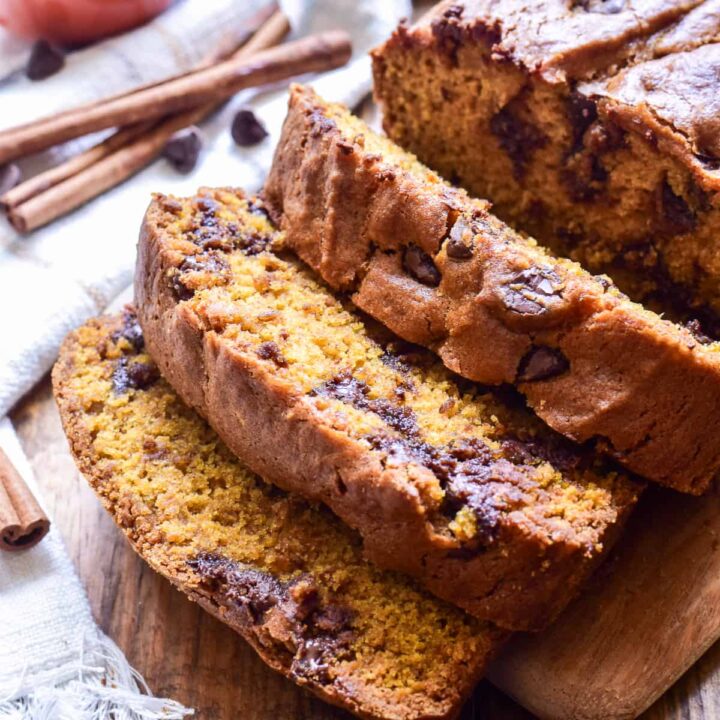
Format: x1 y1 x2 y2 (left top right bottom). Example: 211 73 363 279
0 30 351 165
0 122 152 210
7 113 202 232
0 448 50 552
4 11 293 232
1 7 288 217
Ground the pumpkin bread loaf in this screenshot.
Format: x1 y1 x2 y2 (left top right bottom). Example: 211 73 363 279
135 186 640 631
52 309 502 720
372 1 720 333
264 85 720 494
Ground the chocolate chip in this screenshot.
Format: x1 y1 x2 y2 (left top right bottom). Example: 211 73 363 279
162 126 203 174
431 10 465 64
313 371 422 441
584 121 624 154
308 111 337 138
695 154 720 171
125 361 158 389
111 307 145 352
191 228 229 252
595 274 615 292
313 372 368 406
179 251 229 276
501 266 563 315
446 217 474 259
563 106 620 202
501 435 583 472
313 603 354 634
574 0 626 12
686 319 713 345
187 199 229 250
369 399 418 438
379 350 411 375
257 341 288 368
292 606 355 684
657 179 695 235
195 196 218 214
169 271 193 301
231 108 269 147
293 639 335 684
490 103 547 179
366 434 426 466
235 229 273 256
0 163 21 196
112 357 159 394
562 153 608 201
170 251 230 300
26 40 65 81
190 554 285 622
439 448 505 545
404 245 441 286
191 553 355 685
567 93 597 154
248 198 271 220
517 346 569 382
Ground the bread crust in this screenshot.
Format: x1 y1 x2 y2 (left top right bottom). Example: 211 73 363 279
52 313 498 720
263 84 720 494
134 187 638 631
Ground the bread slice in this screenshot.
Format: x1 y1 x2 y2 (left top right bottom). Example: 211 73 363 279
134 186 640 631
52 309 502 720
264 84 720 494
372 1 720 334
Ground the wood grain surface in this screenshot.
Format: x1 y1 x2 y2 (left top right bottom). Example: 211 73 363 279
492 485 720 720
10 375 720 720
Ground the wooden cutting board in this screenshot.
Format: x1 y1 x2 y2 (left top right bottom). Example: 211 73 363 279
491 484 720 719
11 375 720 720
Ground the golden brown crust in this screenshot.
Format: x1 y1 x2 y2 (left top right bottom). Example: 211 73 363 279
417 0 706 83
264 85 720 494
586 42 720 190
51 313 498 720
134 187 638 631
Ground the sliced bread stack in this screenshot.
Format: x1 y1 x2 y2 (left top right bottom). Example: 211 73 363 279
52 22 720 715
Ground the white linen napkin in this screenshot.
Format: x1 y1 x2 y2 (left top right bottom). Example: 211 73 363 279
0 0 410 715
0 416 192 719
